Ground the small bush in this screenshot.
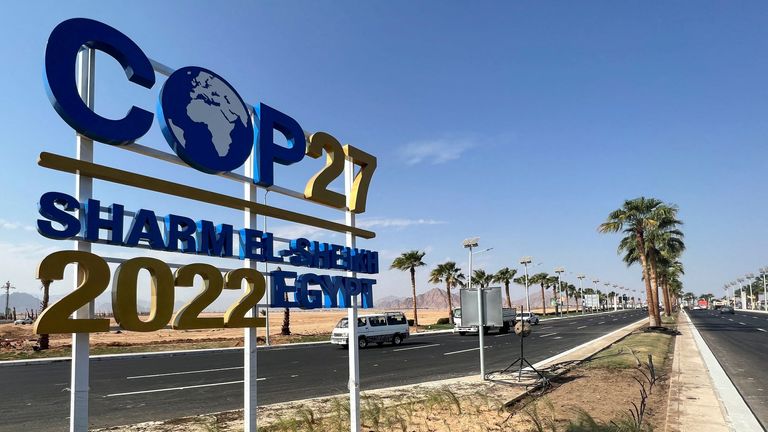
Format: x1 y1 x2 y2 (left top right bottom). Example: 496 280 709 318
436 317 450 325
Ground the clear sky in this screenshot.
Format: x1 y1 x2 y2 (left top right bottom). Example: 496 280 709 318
1 1 767 307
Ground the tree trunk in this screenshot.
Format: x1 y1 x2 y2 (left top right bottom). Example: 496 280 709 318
446 282 454 324
38 280 51 350
281 292 291 335
635 230 659 327
647 254 663 325
662 279 672 316
505 282 512 309
540 283 547 315
410 267 419 326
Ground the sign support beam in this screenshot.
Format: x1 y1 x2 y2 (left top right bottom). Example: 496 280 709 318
345 158 360 431
243 147 259 432
71 46 95 432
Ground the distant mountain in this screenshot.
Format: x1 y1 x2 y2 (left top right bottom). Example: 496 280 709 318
376 287 459 310
5 292 41 312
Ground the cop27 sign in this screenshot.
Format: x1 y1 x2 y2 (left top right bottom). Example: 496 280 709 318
34 18 378 335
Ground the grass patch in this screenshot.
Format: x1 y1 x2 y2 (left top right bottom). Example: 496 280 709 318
587 329 674 369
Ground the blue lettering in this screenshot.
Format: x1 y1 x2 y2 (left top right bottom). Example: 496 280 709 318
37 191 81 239
84 199 124 245
125 209 165 249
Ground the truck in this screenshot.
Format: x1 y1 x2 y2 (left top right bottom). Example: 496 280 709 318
453 306 517 335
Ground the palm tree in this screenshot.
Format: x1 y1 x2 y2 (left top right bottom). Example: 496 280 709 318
429 262 465 324
547 275 559 314
565 283 576 313
493 267 518 308
599 197 679 327
471 269 494 288
529 273 550 315
391 250 427 326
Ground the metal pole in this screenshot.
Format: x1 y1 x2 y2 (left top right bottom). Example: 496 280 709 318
345 158 360 432
762 270 767 311
71 46 95 432
3 281 9 319
524 263 531 313
470 247 486 379
557 273 562 316
577 276 584 315
243 143 259 432
263 191 270 346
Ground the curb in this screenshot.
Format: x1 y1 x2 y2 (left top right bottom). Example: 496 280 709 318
684 310 763 431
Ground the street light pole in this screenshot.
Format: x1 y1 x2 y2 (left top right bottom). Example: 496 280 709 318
520 257 533 314
464 238 492 380
592 278 599 313
577 275 585 315
761 268 767 311
747 273 756 310
554 267 564 317
738 278 746 310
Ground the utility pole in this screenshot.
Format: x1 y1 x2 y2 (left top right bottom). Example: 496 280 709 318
3 281 15 319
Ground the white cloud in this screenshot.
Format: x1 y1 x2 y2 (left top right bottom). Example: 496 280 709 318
356 217 446 229
0 219 35 232
400 136 476 165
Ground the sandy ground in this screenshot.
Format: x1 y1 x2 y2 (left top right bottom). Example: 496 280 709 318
0 309 449 350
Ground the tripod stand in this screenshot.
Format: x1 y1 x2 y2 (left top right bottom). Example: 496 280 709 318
499 330 549 384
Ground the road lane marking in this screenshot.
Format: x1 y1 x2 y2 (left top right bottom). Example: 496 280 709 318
443 346 490 356
758 328 767 332
392 343 440 352
612 318 618 321
577 326 587 329
539 333 558 338
127 366 243 379
739 322 747 326
728 319 734 321
105 380 259 397
494 334 508 338
598 322 605 324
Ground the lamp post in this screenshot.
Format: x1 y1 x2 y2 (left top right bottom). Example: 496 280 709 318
604 282 612 311
592 278 599 313
554 267 565 317
747 273 756 310
520 257 533 314
737 277 746 310
577 275 585 315
761 267 767 311
464 237 492 380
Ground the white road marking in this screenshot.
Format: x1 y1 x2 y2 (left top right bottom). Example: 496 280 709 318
106 380 252 397
739 322 747 326
612 318 618 321
127 366 243 379
443 346 490 356
729 319 734 321
392 343 440 352
554 336 562 339
539 333 558 338
290 374 299 378
494 334 508 338
758 329 767 332
577 325 587 329
598 322 606 324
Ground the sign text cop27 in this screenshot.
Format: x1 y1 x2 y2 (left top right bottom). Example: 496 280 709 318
33 18 378 335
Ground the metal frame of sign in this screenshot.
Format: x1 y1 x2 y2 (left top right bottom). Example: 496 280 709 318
63 47 366 432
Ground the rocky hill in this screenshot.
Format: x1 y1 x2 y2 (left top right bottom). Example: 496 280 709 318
376 287 460 309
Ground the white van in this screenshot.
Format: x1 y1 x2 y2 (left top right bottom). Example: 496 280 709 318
330 312 410 348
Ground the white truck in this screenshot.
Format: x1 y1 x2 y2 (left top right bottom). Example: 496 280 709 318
330 311 410 348
453 307 517 335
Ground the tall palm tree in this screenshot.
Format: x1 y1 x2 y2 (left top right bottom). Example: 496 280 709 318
471 269 494 288
599 197 679 327
37 279 52 350
565 283 576 313
391 250 427 326
547 275 559 313
493 267 518 308
529 272 550 315
429 262 465 324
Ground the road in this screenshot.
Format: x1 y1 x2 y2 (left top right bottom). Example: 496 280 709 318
688 309 768 429
0 309 645 431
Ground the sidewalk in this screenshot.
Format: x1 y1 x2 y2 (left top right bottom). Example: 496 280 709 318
665 312 730 431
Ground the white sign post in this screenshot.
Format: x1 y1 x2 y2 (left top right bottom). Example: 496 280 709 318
345 157 360 431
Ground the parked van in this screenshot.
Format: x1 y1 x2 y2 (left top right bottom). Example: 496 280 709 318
330 312 410 348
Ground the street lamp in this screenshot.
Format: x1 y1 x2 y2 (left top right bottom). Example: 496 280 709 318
747 273 756 310
463 237 492 380
591 278 599 313
554 267 565 317
761 267 768 311
519 256 533 314
577 275 586 315
737 277 746 310
604 282 612 311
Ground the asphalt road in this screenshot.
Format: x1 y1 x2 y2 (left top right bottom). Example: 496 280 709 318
0 309 645 431
688 309 768 429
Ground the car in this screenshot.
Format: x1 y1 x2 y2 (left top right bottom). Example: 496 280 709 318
719 306 735 314
14 317 33 325
330 312 409 348
515 312 540 325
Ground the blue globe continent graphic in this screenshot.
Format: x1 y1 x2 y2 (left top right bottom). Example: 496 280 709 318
159 66 253 174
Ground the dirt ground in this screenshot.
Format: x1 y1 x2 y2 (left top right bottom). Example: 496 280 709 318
0 308 449 352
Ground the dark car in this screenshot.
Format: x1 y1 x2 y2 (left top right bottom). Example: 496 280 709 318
720 306 735 314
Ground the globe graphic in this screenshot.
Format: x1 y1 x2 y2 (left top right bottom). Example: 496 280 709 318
158 66 253 174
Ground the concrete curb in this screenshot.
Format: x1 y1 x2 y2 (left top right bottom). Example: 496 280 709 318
683 310 763 432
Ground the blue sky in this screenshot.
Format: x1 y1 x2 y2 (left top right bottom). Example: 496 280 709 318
1 1 767 307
